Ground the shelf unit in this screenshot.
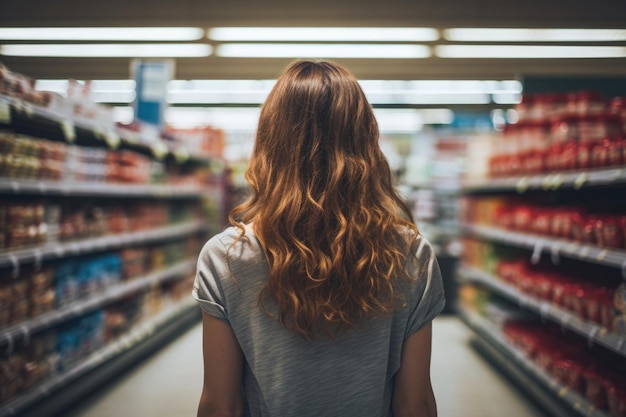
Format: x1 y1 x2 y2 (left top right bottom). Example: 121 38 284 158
459 309 611 417
0 220 207 272
462 167 626 194
461 151 626 415
0 299 200 417
0 259 196 353
462 223 626 272
458 265 626 356
0 85 218 415
0 178 207 199
0 95 212 164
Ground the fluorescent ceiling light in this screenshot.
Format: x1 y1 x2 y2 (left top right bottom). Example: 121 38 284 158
444 28 626 42
216 43 430 58
436 45 626 58
0 27 203 41
1 43 212 57
209 27 439 41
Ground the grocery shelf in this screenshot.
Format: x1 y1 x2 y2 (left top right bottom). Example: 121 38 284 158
0 95 213 164
0 220 207 270
0 178 207 198
459 309 611 417
0 259 196 352
462 223 626 271
0 298 200 417
458 265 626 357
462 167 626 193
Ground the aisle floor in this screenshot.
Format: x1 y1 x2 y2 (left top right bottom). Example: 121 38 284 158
65 316 547 417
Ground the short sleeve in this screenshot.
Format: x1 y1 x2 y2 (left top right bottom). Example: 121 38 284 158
404 238 446 337
192 235 229 322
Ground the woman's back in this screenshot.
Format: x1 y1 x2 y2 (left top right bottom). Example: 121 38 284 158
194 226 444 416
193 60 445 417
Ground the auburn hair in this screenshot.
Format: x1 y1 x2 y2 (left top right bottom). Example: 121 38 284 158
230 59 419 339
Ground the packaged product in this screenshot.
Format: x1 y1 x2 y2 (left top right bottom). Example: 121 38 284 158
616 284 626 312
608 380 626 417
613 315 626 335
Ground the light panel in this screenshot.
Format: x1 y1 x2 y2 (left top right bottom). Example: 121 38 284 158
436 45 626 58
208 27 439 41
444 28 626 42
0 27 204 41
1 43 212 57
216 43 431 58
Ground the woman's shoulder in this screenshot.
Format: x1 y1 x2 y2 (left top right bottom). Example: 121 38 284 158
199 225 262 264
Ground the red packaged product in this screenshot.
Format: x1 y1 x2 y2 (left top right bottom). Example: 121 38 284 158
585 287 616 328
594 215 625 249
571 213 596 245
583 367 610 410
577 141 594 171
512 205 534 231
608 381 626 417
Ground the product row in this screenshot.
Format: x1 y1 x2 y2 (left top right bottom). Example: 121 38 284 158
489 91 626 177
0 199 202 251
0 275 194 405
0 235 202 329
462 238 625 334
462 196 626 250
0 65 226 160
0 65 113 126
0 130 217 186
504 320 625 417
460 289 626 417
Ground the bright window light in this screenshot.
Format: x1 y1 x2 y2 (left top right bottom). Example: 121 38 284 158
1 43 212 57
444 28 626 42
419 109 455 125
0 27 204 41
436 45 626 58
209 27 439 42
373 109 423 133
167 79 275 104
216 43 431 58
113 106 134 124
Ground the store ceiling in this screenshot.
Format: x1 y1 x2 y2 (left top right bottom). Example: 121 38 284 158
0 0 625 81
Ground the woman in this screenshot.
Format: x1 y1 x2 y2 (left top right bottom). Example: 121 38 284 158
193 60 445 417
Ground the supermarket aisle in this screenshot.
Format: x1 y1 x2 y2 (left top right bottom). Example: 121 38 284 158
65 316 546 417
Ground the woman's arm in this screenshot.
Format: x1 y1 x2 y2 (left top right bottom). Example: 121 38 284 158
197 311 244 417
392 322 437 417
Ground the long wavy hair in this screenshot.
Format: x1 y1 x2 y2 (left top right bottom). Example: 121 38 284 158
230 59 419 339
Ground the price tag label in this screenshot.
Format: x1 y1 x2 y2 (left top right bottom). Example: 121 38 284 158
105 131 121 149
22 102 34 117
551 174 563 190
574 173 588 190
151 142 169 160
542 175 553 190
174 146 190 164
516 177 529 194
0 101 11 124
61 120 76 143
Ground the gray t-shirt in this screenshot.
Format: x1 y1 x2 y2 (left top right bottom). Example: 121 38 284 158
192 225 445 417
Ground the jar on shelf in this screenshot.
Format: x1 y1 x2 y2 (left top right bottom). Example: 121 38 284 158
547 115 579 171
573 90 607 116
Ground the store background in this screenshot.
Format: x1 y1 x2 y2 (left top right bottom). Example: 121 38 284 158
0 1 625 416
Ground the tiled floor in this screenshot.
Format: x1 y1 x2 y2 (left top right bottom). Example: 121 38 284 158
64 316 547 417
